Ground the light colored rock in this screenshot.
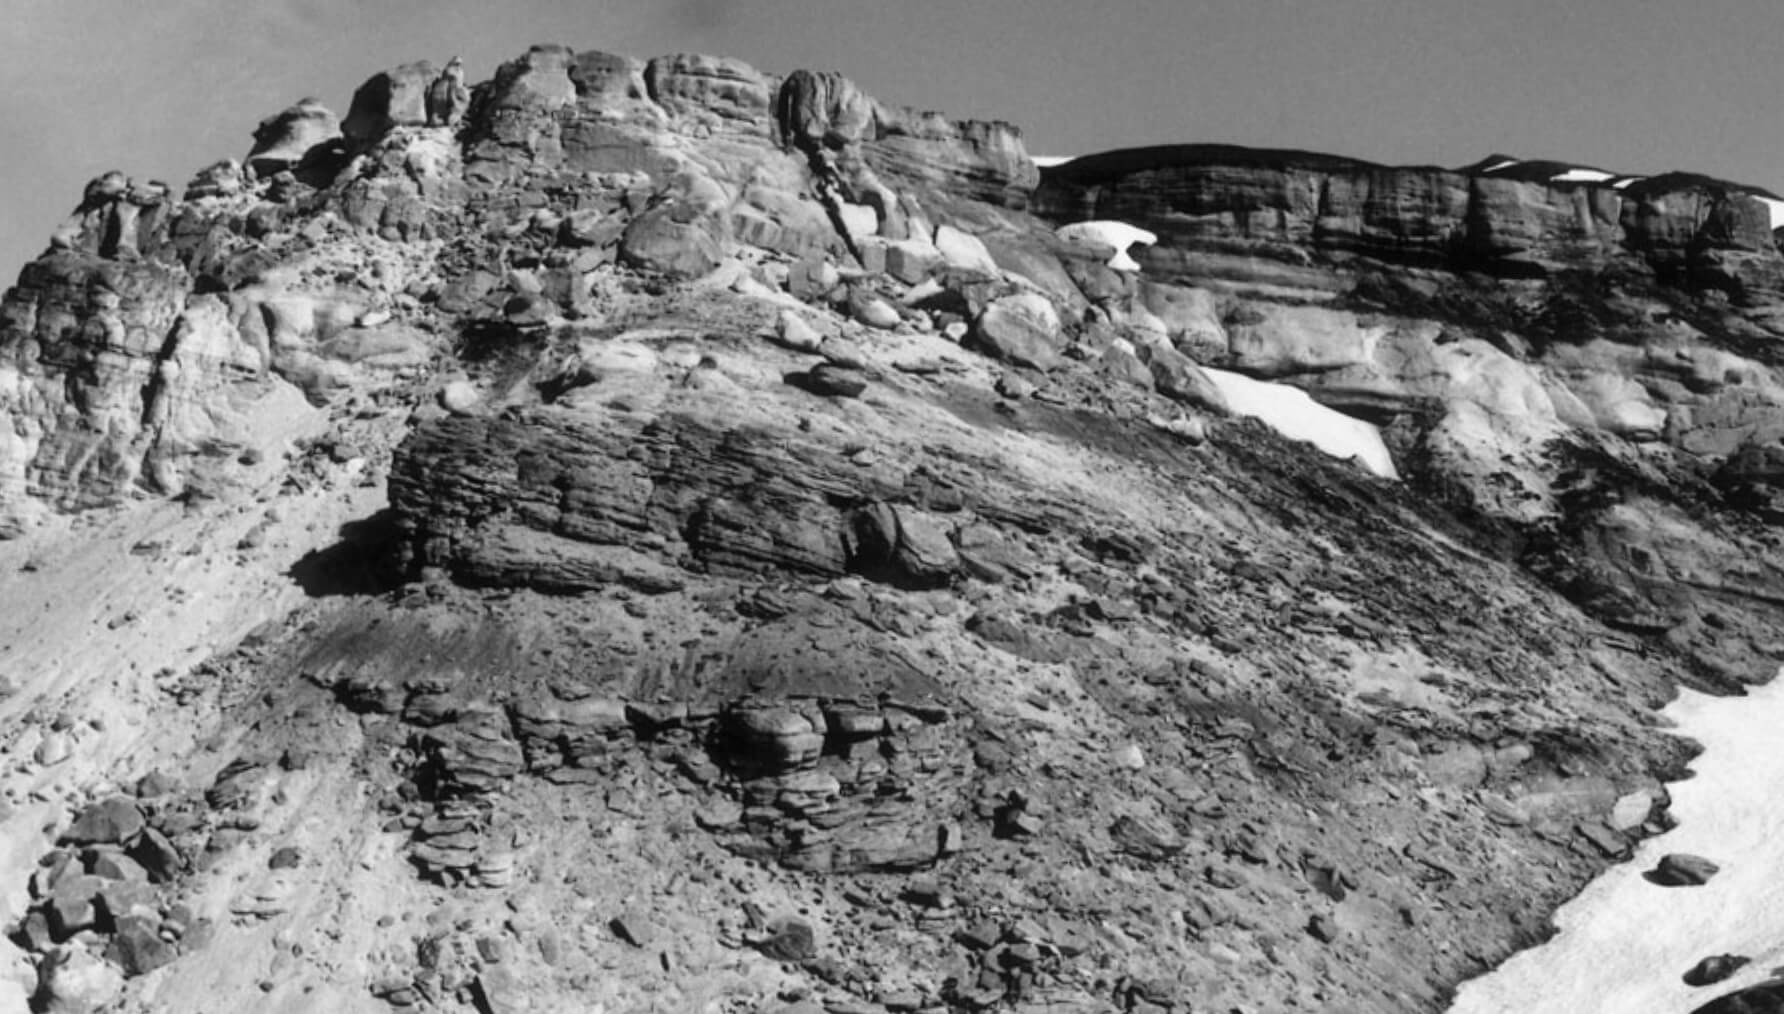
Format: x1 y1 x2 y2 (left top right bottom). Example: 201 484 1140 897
1610 790 1652 830
789 258 842 302
902 278 945 306
1141 281 1227 358
35 731 71 767
776 310 823 352
1224 304 1386 378
852 293 901 330
838 203 879 243
36 945 124 1014
439 381 481 416
934 225 1001 275
972 292 1064 370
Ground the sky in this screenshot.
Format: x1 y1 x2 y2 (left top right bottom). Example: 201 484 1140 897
3 0 1783 280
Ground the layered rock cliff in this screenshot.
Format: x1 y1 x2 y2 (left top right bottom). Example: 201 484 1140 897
0 40 1778 1014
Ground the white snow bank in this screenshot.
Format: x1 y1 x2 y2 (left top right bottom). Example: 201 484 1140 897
1055 221 1158 272
1031 155 1076 168
1550 167 1615 184
1449 671 1784 1014
1203 368 1399 479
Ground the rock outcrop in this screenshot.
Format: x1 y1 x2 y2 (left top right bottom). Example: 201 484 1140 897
1 39 1782 1014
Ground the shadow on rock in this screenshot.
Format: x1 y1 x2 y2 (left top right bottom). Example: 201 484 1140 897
1689 980 1784 1013
288 510 404 596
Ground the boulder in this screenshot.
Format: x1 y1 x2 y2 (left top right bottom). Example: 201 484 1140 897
106 916 178 977
758 915 818 962
34 946 124 1014
776 69 877 153
1651 853 1720 887
342 61 436 143
971 292 1064 371
484 46 575 115
569 50 651 102
620 207 723 278
775 310 824 352
1110 813 1186 860
1149 347 1230 414
795 363 868 399
850 291 901 329
63 798 145 846
1684 954 1750 987
245 98 342 176
934 225 1001 275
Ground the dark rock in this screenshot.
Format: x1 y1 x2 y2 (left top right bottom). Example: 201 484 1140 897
610 912 656 948
619 206 722 279
1685 954 1751 987
795 363 869 399
63 798 145 846
758 915 818 962
246 98 342 178
106 915 178 977
1687 979 1784 1013
1652 853 1721 887
1110 814 1185 860
85 849 148 883
1308 913 1340 943
343 61 436 142
46 875 103 939
127 828 185 883
1148 346 1229 414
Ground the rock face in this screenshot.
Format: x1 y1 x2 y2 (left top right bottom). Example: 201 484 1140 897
1 38 1782 1014
1037 143 1784 684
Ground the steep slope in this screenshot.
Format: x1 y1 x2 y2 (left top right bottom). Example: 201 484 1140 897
0 41 1775 1014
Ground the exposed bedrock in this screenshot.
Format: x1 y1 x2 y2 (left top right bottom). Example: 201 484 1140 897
1033 145 1784 298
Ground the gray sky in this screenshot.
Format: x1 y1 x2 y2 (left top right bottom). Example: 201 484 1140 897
5 0 1783 280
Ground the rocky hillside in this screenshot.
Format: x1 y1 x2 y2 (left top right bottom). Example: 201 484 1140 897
0 41 1778 1014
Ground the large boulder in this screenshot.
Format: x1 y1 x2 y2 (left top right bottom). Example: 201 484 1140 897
342 61 436 143
776 69 878 153
971 291 1064 371
619 206 723 279
245 98 342 177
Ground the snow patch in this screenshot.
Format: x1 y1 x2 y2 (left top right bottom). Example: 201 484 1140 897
1759 197 1784 230
1480 158 1520 174
1550 168 1615 184
1449 671 1784 1014
1031 155 1076 168
1203 369 1399 480
1610 176 1642 190
1055 221 1158 272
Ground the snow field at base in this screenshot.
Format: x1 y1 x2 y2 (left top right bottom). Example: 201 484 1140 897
1201 369 1400 480
1448 672 1784 1014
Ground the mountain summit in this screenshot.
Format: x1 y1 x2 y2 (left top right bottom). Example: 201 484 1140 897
1 42 1781 1013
